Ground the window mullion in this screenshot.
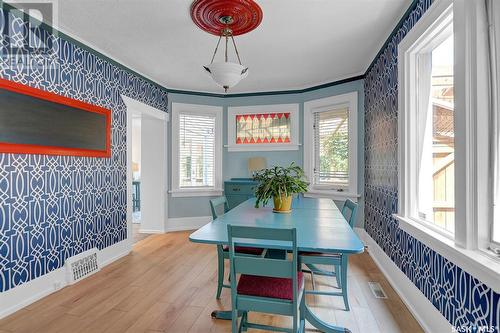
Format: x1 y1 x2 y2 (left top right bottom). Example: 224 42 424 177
454 0 475 249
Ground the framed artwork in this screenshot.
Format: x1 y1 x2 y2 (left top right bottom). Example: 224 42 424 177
0 77 111 157
227 104 299 151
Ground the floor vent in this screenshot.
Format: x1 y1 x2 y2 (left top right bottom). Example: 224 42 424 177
368 281 388 299
65 248 100 284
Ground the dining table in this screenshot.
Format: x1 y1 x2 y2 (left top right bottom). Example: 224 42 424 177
189 195 364 333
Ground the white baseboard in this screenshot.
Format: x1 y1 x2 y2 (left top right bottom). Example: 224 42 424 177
138 228 166 234
354 227 451 333
166 216 211 232
98 238 133 266
0 239 132 319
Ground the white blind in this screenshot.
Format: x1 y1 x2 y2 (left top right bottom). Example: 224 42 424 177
313 108 349 187
179 113 215 188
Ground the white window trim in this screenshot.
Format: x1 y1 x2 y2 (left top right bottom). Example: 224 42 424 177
226 104 300 152
396 215 500 293
303 92 359 199
397 0 455 240
395 0 500 293
170 102 223 198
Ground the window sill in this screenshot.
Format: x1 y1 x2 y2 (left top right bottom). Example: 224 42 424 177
304 190 361 201
394 214 500 293
225 144 300 152
170 188 223 198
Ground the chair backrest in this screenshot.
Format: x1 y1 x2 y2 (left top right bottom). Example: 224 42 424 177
227 225 298 299
341 199 358 228
210 196 229 220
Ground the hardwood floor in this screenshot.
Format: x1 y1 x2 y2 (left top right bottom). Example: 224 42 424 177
0 231 424 333
132 223 152 243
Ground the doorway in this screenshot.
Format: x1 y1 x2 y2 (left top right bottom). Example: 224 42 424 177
123 95 168 244
131 116 146 242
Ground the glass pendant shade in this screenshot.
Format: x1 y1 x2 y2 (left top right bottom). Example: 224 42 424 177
204 61 248 92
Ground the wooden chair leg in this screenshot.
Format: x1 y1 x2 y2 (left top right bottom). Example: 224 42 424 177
239 311 248 332
232 308 239 333
334 264 342 289
292 305 298 333
216 246 224 299
341 255 350 311
310 270 316 290
299 296 306 333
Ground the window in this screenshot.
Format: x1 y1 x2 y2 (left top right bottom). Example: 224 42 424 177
415 33 455 235
313 107 349 188
491 0 500 249
304 92 358 199
397 0 455 238
236 113 291 144
179 113 215 188
171 103 222 197
227 104 299 152
397 0 500 292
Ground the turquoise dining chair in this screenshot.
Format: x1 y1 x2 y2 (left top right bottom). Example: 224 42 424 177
227 225 305 333
300 199 358 311
210 196 264 299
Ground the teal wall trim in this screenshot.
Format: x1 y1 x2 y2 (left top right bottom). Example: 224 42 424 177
209 75 365 98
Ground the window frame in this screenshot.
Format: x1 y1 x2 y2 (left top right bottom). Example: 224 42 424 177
395 0 500 293
398 0 455 240
171 102 223 197
303 92 359 200
226 104 300 152
488 0 500 254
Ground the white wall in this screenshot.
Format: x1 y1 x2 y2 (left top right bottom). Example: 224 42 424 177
140 116 167 233
132 117 141 180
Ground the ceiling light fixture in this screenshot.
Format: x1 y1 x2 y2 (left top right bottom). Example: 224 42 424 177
191 0 263 93
204 16 247 93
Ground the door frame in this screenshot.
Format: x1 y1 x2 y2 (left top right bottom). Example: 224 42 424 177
122 95 169 242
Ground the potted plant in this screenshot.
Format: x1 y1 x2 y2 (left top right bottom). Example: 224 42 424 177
253 163 309 213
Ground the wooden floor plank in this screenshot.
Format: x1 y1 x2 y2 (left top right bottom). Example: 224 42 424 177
165 305 205 333
0 231 423 333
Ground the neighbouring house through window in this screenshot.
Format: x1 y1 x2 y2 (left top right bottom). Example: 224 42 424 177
418 34 455 234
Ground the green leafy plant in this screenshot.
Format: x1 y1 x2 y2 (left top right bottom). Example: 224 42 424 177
320 131 348 174
253 163 309 208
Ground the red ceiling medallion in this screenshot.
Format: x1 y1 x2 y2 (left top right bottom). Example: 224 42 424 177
191 0 263 36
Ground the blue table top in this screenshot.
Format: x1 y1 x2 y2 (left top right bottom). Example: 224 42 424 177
189 196 364 254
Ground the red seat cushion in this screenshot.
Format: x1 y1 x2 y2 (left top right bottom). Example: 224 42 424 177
237 272 304 300
223 245 263 255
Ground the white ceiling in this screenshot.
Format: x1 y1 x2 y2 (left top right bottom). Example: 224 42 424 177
54 0 412 94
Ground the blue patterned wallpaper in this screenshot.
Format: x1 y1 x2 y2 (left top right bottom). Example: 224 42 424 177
364 0 499 331
0 6 168 292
